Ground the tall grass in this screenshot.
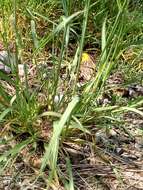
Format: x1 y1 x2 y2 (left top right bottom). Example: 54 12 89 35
0 0 143 188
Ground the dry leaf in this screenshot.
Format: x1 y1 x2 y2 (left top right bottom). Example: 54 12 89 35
79 52 96 82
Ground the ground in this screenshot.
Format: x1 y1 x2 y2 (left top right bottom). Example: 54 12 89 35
0 1 143 189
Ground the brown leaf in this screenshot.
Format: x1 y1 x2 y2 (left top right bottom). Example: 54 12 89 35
79 52 96 82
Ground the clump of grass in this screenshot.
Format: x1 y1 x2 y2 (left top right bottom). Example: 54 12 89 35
0 0 143 189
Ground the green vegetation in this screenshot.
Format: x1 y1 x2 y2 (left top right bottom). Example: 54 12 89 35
0 0 143 189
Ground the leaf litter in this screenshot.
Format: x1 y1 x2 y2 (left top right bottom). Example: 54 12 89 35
0 43 143 190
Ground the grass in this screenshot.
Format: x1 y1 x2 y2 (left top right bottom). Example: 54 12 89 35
0 0 143 189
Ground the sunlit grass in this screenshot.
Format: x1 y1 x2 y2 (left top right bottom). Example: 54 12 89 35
0 0 143 188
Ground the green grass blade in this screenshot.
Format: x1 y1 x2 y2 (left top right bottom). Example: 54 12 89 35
74 0 91 93
0 137 33 173
40 96 79 175
113 106 143 117
64 158 74 190
31 19 39 49
0 108 12 121
35 10 83 53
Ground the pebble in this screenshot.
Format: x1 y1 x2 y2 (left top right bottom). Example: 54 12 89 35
0 50 26 77
54 93 63 103
0 51 11 73
18 64 25 77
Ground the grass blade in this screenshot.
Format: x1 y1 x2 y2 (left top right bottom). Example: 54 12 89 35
0 108 12 121
41 96 79 175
